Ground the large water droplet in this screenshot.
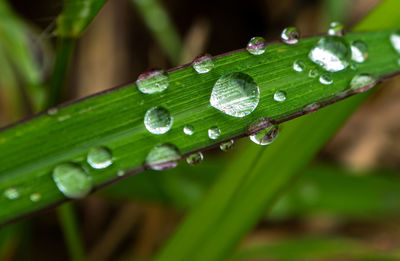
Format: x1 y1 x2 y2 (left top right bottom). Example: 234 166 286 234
192 54 214 74
308 36 351 72
349 74 377 93
146 143 180 171
4 188 19 200
208 126 221 140
220 140 234 152
293 60 306 72
87 146 113 169
327 21 344 37
246 37 266 55
350 40 368 63
390 30 400 54
281 27 300 45
274 90 286 102
183 124 194 135
30 193 41 202
186 152 204 165
52 163 92 199
248 117 273 135
319 74 333 85
136 70 169 94
210 72 260 117
250 125 279 146
144 106 173 134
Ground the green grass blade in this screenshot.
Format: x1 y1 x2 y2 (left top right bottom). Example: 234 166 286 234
0 29 399 226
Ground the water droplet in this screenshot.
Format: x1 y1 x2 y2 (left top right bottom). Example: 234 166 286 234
293 60 306 72
210 72 260 117
350 62 358 70
52 163 92 199
117 170 125 177
146 143 180 171
281 27 300 44
327 21 344 37
186 152 204 165
136 70 169 94
308 36 351 72
30 193 41 202
220 140 234 151
47 108 58 115
248 117 273 135
349 74 377 93
274 90 287 102
308 69 319 78
319 74 333 85
208 126 221 140
246 37 266 55
4 188 19 200
350 40 368 63
303 102 320 114
390 30 400 54
249 125 279 146
87 146 113 169
183 124 194 135
144 106 173 134
192 54 214 74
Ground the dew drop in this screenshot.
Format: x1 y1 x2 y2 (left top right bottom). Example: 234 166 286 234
208 126 221 140
350 40 368 63
146 143 180 171
350 62 358 70
308 69 319 78
220 140 234 152
87 146 113 169
144 106 173 134
293 60 306 72
281 27 300 45
249 125 279 146
47 108 58 115
319 74 333 85
308 36 351 72
30 193 41 202
192 54 214 74
183 124 194 135
246 37 266 55
248 117 273 135
390 30 400 54
274 90 286 102
52 163 92 199
327 21 344 37
210 72 260 117
4 188 19 200
136 70 169 94
186 152 204 165
303 102 320 114
117 170 125 177
349 74 377 93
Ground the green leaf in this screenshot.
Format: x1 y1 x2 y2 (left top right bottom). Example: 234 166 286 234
0 29 399 225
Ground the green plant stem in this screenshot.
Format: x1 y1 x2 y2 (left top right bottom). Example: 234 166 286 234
46 37 76 108
57 203 85 261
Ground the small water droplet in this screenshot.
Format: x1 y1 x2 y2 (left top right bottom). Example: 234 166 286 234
52 163 92 199
146 143 180 171
246 37 266 55
47 108 58 115
192 54 214 74
30 193 41 202
303 102 320 114
144 106 173 134
210 72 260 117
281 27 300 44
309 36 351 72
274 90 287 102
183 124 194 135
136 70 169 94
327 21 344 37
249 125 279 146
220 140 234 151
87 146 113 169
186 152 204 165
319 74 333 85
390 30 400 54
117 170 125 177
308 69 319 78
4 188 19 200
349 74 377 93
293 60 306 72
350 40 368 63
350 62 358 70
208 126 221 140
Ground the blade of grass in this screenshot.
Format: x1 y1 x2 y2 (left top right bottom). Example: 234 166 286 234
153 1 400 260
0 28 399 225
